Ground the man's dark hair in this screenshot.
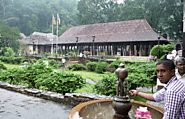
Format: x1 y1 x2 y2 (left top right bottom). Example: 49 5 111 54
156 59 175 71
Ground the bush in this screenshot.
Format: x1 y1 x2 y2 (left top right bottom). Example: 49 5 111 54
86 61 98 71
93 73 116 96
109 60 125 69
126 62 157 90
0 61 7 72
95 62 109 73
35 71 85 94
0 63 85 94
70 63 83 71
3 47 15 57
150 45 164 59
162 43 175 53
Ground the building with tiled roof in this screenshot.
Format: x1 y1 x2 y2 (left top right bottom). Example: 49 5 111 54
20 19 169 56
58 19 168 56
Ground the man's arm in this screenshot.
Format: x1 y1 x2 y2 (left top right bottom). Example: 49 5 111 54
129 90 155 101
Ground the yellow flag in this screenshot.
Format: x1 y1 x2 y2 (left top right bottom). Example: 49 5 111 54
52 15 56 25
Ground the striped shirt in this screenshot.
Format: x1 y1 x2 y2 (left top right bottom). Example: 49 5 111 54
154 75 185 119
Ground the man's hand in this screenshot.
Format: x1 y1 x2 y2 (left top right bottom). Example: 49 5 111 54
129 90 138 97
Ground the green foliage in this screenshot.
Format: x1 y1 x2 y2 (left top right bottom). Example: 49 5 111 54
150 43 175 59
0 63 85 94
0 0 78 36
2 47 15 57
35 71 85 94
77 0 182 40
95 62 109 74
0 56 23 64
126 62 157 90
69 51 76 56
150 45 164 59
86 61 98 71
70 63 83 71
48 59 62 69
44 52 50 57
93 73 117 96
0 25 21 50
0 61 7 72
93 61 157 96
162 43 175 53
109 60 125 69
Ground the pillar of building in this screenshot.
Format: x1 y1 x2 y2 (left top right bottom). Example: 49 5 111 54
97 45 99 56
129 43 133 56
139 43 143 56
122 44 125 56
64 45 66 56
67 45 69 55
111 44 114 56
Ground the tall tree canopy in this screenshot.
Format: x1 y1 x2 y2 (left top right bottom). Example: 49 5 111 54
0 25 21 51
0 0 79 36
77 0 183 40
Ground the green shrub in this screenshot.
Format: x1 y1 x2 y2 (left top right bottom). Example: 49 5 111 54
93 73 116 96
160 55 165 59
162 43 175 53
109 60 125 69
95 62 109 73
35 71 85 94
70 63 83 71
0 61 7 72
0 63 85 94
126 62 157 90
150 45 164 59
3 47 15 57
69 51 76 56
49 59 57 66
86 61 98 71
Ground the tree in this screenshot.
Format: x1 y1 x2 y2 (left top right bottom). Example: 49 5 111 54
0 25 21 51
77 0 121 25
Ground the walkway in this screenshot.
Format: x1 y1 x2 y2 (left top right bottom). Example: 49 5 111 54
0 88 72 119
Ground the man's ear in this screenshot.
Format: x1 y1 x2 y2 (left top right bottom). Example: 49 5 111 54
171 69 175 75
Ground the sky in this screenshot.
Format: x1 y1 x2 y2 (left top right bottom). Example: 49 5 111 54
117 0 124 4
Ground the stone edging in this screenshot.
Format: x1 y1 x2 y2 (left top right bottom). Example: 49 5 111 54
0 81 112 106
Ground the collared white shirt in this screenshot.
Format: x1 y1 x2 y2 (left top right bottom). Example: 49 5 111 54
175 69 185 85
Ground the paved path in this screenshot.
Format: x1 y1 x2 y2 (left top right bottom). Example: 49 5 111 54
0 88 72 119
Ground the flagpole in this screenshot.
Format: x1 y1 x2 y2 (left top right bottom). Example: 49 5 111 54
56 13 58 54
52 14 54 57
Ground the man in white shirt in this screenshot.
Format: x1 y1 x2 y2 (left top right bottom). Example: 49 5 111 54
174 57 185 84
62 57 66 68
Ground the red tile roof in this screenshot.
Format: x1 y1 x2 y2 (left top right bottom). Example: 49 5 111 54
58 19 167 44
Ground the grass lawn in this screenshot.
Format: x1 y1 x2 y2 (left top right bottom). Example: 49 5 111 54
59 70 110 81
3 63 22 69
74 83 95 93
130 91 154 102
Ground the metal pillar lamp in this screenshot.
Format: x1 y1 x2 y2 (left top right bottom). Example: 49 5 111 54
92 35 95 56
76 36 79 56
158 31 161 59
32 39 35 55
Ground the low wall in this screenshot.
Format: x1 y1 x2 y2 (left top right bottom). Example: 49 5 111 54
0 81 112 107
